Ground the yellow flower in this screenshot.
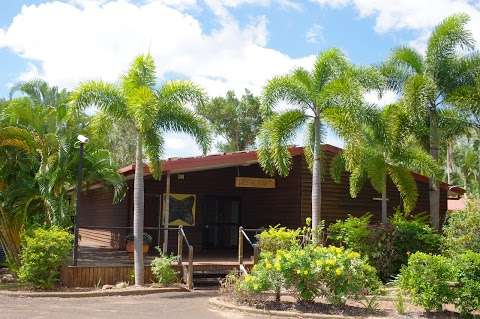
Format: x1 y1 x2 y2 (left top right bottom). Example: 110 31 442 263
274 262 281 271
347 252 360 259
335 268 343 276
326 258 336 266
303 270 309 275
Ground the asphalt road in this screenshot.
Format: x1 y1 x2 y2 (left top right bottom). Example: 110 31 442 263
0 290 274 319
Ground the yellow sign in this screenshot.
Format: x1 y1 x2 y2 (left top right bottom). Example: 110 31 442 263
164 193 196 226
235 177 276 189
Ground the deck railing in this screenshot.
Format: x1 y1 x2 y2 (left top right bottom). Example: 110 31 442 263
77 225 194 289
177 225 194 290
238 226 263 274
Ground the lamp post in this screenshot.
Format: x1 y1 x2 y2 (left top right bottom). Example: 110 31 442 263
72 134 89 266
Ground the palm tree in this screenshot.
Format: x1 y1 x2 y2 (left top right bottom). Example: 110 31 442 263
0 84 126 265
71 54 211 286
382 14 479 228
258 48 381 241
329 104 440 223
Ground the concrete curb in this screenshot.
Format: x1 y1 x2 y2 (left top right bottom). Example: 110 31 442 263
208 297 377 319
0 286 188 298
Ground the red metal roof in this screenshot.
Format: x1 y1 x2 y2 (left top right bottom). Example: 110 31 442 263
118 144 462 194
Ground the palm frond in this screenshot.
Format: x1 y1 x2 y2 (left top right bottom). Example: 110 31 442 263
387 165 418 213
257 109 307 176
71 81 128 120
262 75 314 115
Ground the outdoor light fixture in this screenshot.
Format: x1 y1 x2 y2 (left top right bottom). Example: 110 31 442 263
77 134 89 144
73 134 88 266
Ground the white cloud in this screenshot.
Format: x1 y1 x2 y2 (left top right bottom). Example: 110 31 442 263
312 0 480 50
0 0 314 156
364 90 398 107
306 23 324 43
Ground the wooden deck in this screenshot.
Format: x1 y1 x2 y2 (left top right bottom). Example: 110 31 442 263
61 245 253 288
76 245 249 266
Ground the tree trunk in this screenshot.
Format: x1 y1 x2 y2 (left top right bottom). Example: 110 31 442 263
133 133 145 286
381 171 388 224
446 141 453 185
311 117 322 243
429 109 440 230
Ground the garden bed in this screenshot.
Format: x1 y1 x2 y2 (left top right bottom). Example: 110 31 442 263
210 296 463 319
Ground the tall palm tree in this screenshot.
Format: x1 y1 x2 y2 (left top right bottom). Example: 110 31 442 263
382 14 479 228
258 48 381 241
329 104 440 223
71 54 211 286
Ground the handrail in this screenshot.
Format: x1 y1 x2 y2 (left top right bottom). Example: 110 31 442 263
238 226 262 275
177 225 194 290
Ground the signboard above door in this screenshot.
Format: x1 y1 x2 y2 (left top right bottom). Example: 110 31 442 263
235 177 276 189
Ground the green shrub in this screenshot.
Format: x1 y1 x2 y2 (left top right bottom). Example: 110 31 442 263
241 245 381 305
328 212 441 281
151 252 178 286
397 252 455 312
328 214 371 254
452 251 480 316
17 227 72 289
256 226 300 254
443 202 480 256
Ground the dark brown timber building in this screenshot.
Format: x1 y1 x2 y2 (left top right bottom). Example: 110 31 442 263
78 144 459 255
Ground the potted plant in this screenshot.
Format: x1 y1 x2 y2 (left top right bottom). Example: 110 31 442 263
125 233 153 256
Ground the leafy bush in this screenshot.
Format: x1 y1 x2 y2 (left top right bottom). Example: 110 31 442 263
256 226 300 254
397 252 455 312
241 245 381 305
151 252 178 286
125 233 153 244
452 251 480 316
328 214 371 254
17 227 72 289
328 212 441 281
443 203 480 255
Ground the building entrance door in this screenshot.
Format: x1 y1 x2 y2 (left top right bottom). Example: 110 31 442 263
203 196 240 249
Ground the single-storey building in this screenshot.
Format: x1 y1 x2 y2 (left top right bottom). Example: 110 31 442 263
78 144 461 256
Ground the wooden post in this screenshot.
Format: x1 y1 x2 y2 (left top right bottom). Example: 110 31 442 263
177 226 183 267
187 245 194 290
157 194 162 248
252 244 259 265
163 173 171 253
238 226 244 266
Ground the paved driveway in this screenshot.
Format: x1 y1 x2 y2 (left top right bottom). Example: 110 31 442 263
0 290 275 319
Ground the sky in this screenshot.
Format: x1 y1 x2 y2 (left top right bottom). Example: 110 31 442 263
1 0 480 158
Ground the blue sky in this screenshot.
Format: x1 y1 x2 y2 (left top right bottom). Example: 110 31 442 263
1 0 479 156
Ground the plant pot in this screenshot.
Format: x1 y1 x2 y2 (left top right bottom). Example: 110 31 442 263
126 240 149 254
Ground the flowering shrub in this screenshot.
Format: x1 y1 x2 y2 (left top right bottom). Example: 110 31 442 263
328 212 441 281
256 226 300 254
240 245 381 305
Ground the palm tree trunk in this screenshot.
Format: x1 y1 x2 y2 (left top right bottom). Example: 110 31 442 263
429 109 440 230
381 171 388 224
133 133 144 286
311 117 322 243
446 141 453 185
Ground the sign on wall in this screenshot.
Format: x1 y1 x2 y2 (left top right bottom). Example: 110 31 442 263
235 177 276 189
164 193 196 226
